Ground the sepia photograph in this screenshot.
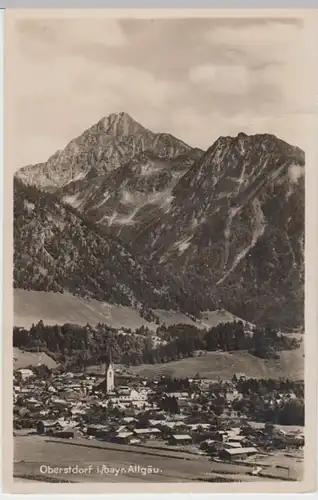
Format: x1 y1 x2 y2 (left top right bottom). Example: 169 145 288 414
2 8 317 494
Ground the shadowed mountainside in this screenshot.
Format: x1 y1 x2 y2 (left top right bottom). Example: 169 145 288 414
14 114 305 329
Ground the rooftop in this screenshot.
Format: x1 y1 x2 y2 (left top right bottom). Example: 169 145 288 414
171 434 192 440
134 428 161 434
223 446 258 455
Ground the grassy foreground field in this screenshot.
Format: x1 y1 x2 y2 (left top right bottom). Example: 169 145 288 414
14 432 294 483
13 433 222 483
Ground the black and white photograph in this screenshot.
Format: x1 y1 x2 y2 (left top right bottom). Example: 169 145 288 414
3 9 316 493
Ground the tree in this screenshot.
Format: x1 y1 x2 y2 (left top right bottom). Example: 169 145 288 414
279 399 304 425
136 414 150 428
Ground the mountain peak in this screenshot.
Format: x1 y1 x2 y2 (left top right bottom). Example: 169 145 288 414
98 111 148 137
16 111 196 189
237 132 248 139
207 132 304 165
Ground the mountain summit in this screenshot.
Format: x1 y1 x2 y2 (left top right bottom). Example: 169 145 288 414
16 112 197 189
100 111 149 136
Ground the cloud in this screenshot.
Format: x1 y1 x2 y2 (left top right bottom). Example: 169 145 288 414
168 107 308 152
203 21 302 66
189 63 249 95
84 65 184 108
12 29 187 169
9 16 307 170
193 20 306 119
16 18 126 53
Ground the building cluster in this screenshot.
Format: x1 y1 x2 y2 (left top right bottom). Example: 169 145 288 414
14 356 304 463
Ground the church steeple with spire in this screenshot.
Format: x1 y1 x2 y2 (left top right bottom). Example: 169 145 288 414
105 347 115 394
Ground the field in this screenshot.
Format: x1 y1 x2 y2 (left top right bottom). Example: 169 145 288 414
14 289 255 331
14 289 157 331
127 347 304 380
152 308 254 329
14 432 298 483
13 338 304 379
14 289 304 380
13 348 57 370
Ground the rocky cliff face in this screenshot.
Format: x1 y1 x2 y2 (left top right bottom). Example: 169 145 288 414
127 133 305 327
58 148 202 236
15 116 305 328
16 112 198 189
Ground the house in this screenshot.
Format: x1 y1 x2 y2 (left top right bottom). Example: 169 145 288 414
117 425 127 433
56 418 79 429
188 423 211 432
122 417 137 424
52 429 80 439
57 389 83 400
18 388 33 395
227 427 241 435
115 388 147 403
210 430 227 442
223 442 243 449
129 437 142 445
86 424 109 438
148 419 164 427
133 428 161 439
49 397 68 407
219 447 258 461
114 431 134 444
168 434 192 446
200 439 221 453
16 369 33 381
117 386 131 396
167 414 187 421
165 392 189 400
162 422 185 431
25 397 41 408
39 410 50 417
227 435 246 444
70 406 86 416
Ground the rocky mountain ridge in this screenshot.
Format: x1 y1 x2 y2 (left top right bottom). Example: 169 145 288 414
58 148 203 233
132 132 305 327
14 113 305 328
16 112 201 189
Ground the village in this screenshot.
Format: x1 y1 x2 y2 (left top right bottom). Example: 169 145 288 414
13 348 305 483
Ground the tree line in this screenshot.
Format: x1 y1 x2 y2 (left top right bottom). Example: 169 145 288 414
13 318 300 371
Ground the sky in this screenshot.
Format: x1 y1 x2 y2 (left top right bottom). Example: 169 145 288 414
9 14 309 170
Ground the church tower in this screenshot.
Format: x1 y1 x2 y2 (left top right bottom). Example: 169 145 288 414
105 348 115 394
